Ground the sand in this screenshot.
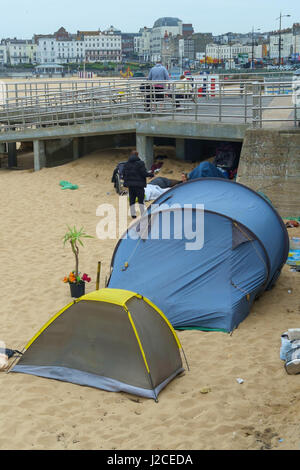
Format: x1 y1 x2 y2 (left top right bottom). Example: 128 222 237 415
0 146 299 451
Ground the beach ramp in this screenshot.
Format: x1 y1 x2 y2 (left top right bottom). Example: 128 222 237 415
11 289 184 400
108 179 289 333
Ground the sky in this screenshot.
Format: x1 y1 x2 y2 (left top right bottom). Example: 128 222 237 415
1 0 300 38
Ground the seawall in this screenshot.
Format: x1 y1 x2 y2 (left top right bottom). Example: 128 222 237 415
238 129 300 217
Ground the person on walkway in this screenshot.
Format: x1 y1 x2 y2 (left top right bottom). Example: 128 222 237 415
148 60 170 82
175 75 194 108
147 60 170 111
123 151 153 219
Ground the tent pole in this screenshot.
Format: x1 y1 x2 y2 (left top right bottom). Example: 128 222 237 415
148 373 159 403
181 347 190 371
96 261 101 290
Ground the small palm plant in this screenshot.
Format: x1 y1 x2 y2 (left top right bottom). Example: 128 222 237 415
63 226 93 286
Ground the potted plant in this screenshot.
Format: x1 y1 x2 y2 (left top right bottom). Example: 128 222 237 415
62 226 93 298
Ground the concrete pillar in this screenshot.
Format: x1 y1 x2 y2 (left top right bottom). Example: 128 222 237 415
33 140 46 171
136 134 154 170
8 142 17 168
73 137 79 160
176 138 185 160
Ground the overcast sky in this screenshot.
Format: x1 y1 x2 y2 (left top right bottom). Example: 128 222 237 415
2 0 300 38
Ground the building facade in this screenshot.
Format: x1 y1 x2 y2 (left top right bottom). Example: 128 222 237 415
134 27 151 62
37 36 85 64
35 26 122 65
150 17 183 62
77 29 122 63
269 23 300 62
269 29 294 61
206 43 265 64
35 27 84 64
0 43 7 65
192 32 213 55
121 32 139 60
6 39 37 65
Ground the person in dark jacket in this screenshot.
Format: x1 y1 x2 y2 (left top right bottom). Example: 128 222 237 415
123 151 153 218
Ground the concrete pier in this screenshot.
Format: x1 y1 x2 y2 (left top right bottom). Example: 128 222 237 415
136 134 154 170
73 137 80 160
8 142 17 168
33 140 46 171
175 139 185 160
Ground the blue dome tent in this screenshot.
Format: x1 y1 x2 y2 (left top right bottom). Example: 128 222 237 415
108 179 289 333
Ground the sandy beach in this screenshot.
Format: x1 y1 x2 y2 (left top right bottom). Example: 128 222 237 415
0 146 299 451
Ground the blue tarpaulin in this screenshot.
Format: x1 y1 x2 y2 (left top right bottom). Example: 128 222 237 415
188 162 229 180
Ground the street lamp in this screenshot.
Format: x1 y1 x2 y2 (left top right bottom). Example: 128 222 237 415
276 12 291 65
251 27 261 69
228 33 232 70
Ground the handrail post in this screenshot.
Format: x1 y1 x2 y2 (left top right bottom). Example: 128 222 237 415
244 83 248 124
172 81 175 120
195 81 198 122
218 80 222 122
252 81 260 129
259 82 263 128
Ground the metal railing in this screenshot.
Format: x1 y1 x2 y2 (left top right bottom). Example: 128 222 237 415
0 78 299 133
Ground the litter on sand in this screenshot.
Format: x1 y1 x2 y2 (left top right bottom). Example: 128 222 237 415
59 181 79 190
280 330 300 375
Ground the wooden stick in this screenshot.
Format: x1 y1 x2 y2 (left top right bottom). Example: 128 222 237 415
96 261 101 290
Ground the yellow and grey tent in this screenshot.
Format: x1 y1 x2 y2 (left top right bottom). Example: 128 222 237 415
11 289 186 400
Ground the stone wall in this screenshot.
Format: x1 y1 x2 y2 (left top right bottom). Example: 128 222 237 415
238 129 300 217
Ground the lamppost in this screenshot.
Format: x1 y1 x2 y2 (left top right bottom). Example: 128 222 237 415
228 33 232 70
276 12 291 65
251 27 261 69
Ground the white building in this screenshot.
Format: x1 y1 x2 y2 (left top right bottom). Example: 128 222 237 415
135 27 152 62
35 26 122 65
6 39 37 65
269 30 294 61
37 35 85 64
37 37 85 64
206 43 264 63
150 17 183 62
0 44 7 65
78 30 122 63
135 18 184 63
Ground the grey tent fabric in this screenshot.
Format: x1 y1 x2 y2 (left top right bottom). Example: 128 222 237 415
232 223 254 250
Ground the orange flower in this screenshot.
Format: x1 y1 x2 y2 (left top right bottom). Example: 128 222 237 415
63 277 68 283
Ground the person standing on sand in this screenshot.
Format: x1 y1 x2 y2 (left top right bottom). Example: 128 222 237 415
123 151 153 219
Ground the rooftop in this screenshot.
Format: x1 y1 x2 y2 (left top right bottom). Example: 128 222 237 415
153 17 182 28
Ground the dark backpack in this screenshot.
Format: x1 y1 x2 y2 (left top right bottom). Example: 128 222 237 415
0 348 23 359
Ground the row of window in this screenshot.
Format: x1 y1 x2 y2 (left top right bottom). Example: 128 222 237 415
44 39 121 45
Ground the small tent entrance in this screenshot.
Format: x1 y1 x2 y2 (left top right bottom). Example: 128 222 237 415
11 289 185 400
